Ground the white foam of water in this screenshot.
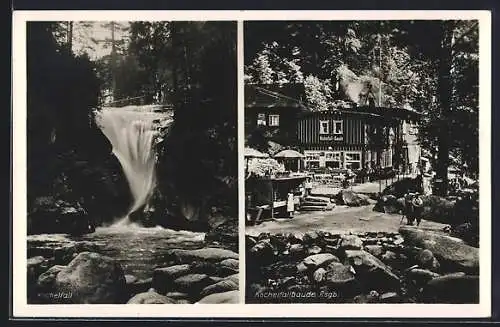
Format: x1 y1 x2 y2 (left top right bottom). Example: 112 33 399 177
95 105 172 226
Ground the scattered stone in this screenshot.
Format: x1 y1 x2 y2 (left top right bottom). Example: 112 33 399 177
36 265 66 297
289 244 305 257
200 278 238 297
379 292 400 303
344 250 400 291
418 249 441 272
381 250 398 264
249 240 275 264
340 234 363 250
127 289 176 304
173 274 213 296
312 268 327 283
364 245 384 257
302 253 339 269
407 268 441 285
125 274 138 285
197 290 240 304
324 262 356 287
152 264 191 294
52 252 126 304
128 278 153 297
307 245 323 255
165 291 189 300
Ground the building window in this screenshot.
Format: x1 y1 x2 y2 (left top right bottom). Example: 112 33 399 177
269 114 280 126
319 120 330 134
344 151 362 170
333 120 343 134
257 113 266 126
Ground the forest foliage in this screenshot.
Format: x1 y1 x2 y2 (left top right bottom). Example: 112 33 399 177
27 21 237 225
244 20 479 179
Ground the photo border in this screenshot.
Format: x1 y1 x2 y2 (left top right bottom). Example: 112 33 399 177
11 9 493 319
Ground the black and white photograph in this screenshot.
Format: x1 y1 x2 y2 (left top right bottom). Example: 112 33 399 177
23 20 239 305
244 19 483 304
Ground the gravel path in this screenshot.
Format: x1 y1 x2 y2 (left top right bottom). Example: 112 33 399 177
246 205 447 237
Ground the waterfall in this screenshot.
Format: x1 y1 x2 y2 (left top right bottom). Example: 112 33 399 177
95 105 172 226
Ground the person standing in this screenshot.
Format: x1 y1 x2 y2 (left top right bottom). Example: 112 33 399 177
304 177 313 196
287 192 295 218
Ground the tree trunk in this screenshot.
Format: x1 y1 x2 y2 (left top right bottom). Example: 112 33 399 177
435 21 454 196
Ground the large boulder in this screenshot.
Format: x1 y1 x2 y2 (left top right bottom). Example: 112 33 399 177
167 247 238 264
344 250 401 291
419 274 479 303
51 252 127 304
399 226 479 274
338 190 371 207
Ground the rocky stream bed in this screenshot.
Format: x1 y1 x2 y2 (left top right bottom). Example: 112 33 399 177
246 226 479 304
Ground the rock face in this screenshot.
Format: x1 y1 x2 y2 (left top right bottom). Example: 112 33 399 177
51 252 127 304
28 197 94 236
399 226 479 273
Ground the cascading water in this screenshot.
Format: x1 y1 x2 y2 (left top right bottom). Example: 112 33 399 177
95 105 172 226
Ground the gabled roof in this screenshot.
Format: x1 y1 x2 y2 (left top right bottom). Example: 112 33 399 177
245 84 305 109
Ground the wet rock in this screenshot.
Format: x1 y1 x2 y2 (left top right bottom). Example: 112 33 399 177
173 274 213 297
419 274 479 303
307 245 323 255
418 249 440 272
127 289 176 304
168 247 238 264
152 264 191 294
197 290 239 304
399 226 479 273
52 252 126 304
296 262 308 273
364 245 384 257
344 250 400 291
340 234 363 250
302 253 339 269
200 278 238 297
